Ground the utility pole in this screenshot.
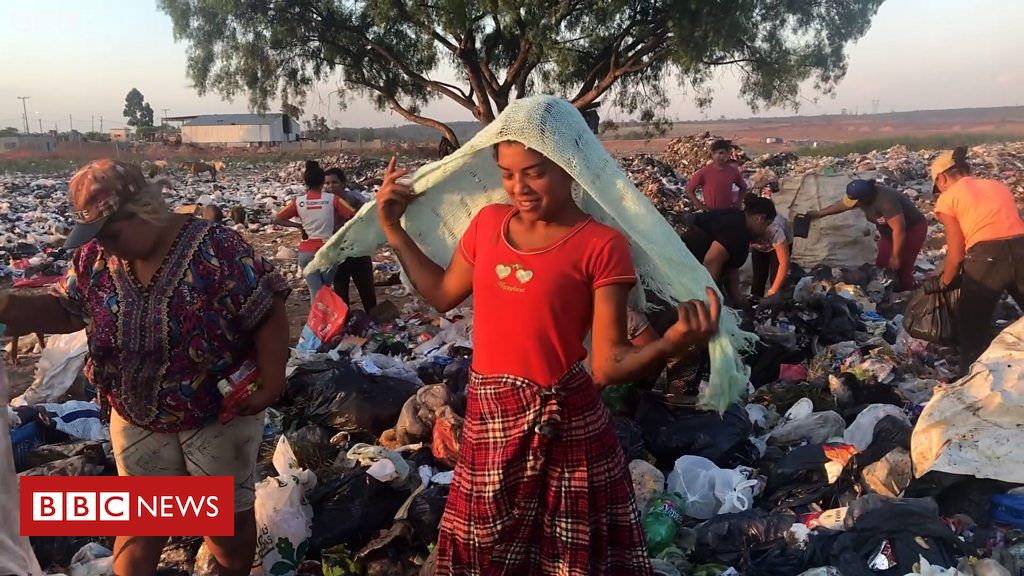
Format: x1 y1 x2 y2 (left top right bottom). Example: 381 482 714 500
69 114 74 133
100 116 104 132
92 116 95 133
871 99 880 115
38 119 43 133
17 96 30 134
161 108 170 125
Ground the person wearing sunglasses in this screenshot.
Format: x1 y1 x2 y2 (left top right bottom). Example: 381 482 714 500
806 178 927 292
0 159 291 576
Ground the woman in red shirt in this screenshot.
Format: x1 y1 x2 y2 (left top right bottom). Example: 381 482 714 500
377 139 720 574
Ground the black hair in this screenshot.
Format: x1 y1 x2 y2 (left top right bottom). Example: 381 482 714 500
949 146 972 176
711 139 732 153
303 160 325 189
324 167 347 184
744 196 777 220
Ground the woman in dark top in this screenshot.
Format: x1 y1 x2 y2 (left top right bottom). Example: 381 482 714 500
324 167 378 310
808 179 927 291
680 197 776 306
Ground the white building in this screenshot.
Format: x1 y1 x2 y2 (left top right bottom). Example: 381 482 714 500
110 128 131 142
179 114 298 146
0 135 57 152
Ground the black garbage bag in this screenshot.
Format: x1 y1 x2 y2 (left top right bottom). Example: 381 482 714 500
24 440 110 471
854 416 912 470
903 285 959 345
611 416 645 461
819 294 863 344
635 395 753 468
282 359 417 436
745 341 808 389
30 536 114 572
830 498 968 576
308 470 411 555
408 484 449 544
763 443 860 511
692 510 796 565
745 543 810 576
905 471 1020 526
285 424 338 474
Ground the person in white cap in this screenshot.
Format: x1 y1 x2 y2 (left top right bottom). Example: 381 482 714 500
930 146 1024 367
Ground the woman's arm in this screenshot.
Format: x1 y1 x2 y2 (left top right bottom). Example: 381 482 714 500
377 157 473 312
887 213 907 270
937 212 966 286
807 201 854 219
702 241 730 282
238 296 290 416
767 243 792 297
591 284 720 388
0 292 86 335
273 202 304 229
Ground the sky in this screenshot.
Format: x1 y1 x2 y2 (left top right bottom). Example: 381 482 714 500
0 0 1022 132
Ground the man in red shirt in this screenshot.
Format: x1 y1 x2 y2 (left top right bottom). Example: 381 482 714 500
684 139 748 210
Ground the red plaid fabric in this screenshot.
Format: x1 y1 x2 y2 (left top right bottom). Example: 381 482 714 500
434 364 653 576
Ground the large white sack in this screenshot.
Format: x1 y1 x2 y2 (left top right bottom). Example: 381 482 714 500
11 330 88 406
774 171 876 269
912 317 1024 482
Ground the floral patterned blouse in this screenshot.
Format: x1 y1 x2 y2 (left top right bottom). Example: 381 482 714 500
52 218 290 432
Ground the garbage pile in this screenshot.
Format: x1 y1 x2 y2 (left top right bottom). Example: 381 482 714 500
276 153 393 186
6 139 1024 575
659 132 751 176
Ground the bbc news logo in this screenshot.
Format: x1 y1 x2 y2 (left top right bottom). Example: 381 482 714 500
21 476 234 536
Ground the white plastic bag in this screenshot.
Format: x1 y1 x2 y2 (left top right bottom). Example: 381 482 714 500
844 404 909 451
0 355 44 576
68 543 113 576
11 330 89 406
666 455 758 520
252 436 318 576
769 400 845 446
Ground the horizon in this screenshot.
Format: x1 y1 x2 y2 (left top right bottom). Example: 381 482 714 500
1 0 1022 132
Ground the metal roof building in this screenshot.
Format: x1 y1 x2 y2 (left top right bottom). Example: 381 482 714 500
179 113 298 146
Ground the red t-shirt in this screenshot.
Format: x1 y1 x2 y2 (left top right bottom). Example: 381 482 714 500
459 205 637 386
278 191 355 252
685 164 748 209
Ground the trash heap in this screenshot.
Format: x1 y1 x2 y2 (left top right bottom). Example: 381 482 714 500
277 153 393 186
621 154 696 229
6 139 1024 575
659 132 752 177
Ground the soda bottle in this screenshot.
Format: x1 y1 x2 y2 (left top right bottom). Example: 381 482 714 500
643 493 685 555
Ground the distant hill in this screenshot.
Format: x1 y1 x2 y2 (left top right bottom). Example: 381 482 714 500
330 121 482 143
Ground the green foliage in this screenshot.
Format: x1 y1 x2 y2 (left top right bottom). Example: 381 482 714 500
124 88 155 127
0 127 19 137
158 0 886 142
304 115 331 141
796 133 1024 156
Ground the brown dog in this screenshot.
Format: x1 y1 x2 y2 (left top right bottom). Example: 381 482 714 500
181 161 218 181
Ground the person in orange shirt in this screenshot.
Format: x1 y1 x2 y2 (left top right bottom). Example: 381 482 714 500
274 160 356 299
931 146 1024 367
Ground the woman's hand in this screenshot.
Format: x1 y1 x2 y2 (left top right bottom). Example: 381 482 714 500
235 384 283 417
660 287 722 354
376 156 415 232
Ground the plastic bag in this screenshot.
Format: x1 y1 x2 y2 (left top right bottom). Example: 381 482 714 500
636 396 753 468
297 286 350 353
666 455 758 520
252 436 318 576
431 406 463 468
860 448 912 498
629 460 665 515
395 384 453 445
902 286 959 345
843 404 909 452
11 330 88 407
308 471 411 554
408 484 449 544
693 509 796 563
769 400 845 447
68 542 113 576
612 416 645 462
344 444 411 486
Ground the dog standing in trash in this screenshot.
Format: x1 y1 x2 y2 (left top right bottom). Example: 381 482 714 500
7 332 46 365
144 159 169 178
181 160 224 181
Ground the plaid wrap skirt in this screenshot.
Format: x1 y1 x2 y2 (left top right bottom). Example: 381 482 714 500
434 364 653 576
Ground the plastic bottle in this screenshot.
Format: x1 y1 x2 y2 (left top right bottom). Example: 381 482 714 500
643 493 685 555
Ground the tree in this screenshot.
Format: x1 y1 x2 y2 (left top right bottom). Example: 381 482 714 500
304 115 331 141
159 0 884 146
123 88 155 128
0 127 18 137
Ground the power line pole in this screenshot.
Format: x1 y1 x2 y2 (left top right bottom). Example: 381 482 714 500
161 108 170 125
92 116 95 133
38 119 43 133
17 96 30 134
100 116 104 132
871 99 880 115
69 114 74 133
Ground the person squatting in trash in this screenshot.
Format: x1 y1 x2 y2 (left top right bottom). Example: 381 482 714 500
684 139 748 211
806 178 926 292
324 167 378 311
275 160 357 299
679 198 776 308
376 142 721 574
744 193 794 299
930 146 1024 368
0 159 291 576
